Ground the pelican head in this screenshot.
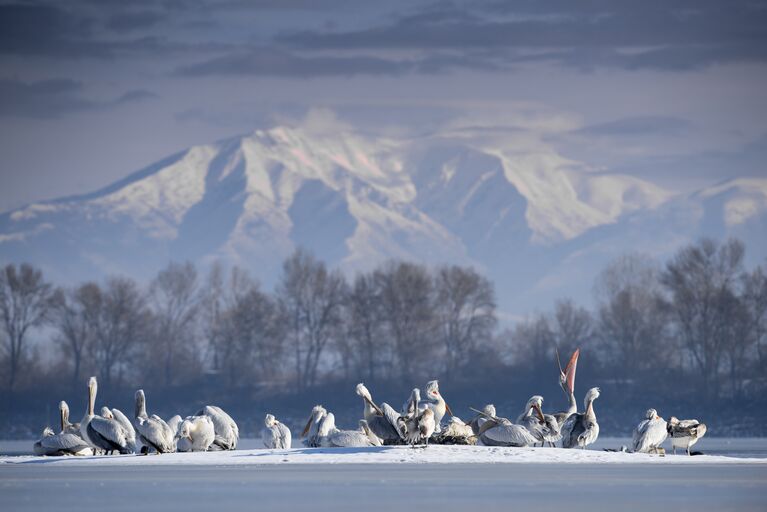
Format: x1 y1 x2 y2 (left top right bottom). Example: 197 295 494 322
356 383 384 416
425 379 452 416
646 408 658 420
176 419 192 440
42 426 55 437
59 400 69 416
527 395 545 422
100 406 113 419
483 404 496 417
557 348 579 395
301 405 326 437
584 387 601 408
667 416 679 426
264 414 276 428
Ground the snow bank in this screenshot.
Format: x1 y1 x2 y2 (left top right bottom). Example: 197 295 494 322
2 445 765 467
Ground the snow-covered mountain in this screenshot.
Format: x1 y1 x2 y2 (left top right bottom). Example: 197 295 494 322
1 124 765 316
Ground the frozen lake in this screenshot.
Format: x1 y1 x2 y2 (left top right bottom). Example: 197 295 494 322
2 462 765 511
2 439 766 511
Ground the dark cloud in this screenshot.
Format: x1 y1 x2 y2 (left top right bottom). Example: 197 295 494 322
106 9 167 32
175 47 501 77
278 1 767 71
0 79 156 119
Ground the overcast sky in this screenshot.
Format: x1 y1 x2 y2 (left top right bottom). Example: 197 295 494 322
1 0 766 212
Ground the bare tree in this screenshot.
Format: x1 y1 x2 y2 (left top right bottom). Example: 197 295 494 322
148 262 200 386
434 265 496 373
219 282 285 389
53 283 101 388
510 313 556 369
375 261 436 379
552 299 593 358
661 238 745 398
0 263 58 395
91 277 149 387
277 249 347 391
594 254 669 374
343 273 386 381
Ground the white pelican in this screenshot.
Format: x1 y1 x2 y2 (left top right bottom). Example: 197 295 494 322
561 387 601 449
196 405 239 450
133 389 175 454
419 380 452 433
472 407 538 447
516 395 550 445
398 388 431 446
631 408 668 454
33 402 91 456
468 404 496 435
436 416 475 444
301 405 328 447
262 414 292 449
553 348 579 427
667 417 707 455
176 415 216 452
79 376 134 455
355 383 403 443
318 414 383 448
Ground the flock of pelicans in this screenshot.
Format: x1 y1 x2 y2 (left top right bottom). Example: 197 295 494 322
32 349 708 458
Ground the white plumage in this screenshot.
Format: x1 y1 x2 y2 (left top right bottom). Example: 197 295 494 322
262 413 292 449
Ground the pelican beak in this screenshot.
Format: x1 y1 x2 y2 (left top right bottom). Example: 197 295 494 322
445 402 453 417
363 396 384 416
534 403 545 423
565 348 580 394
301 416 313 437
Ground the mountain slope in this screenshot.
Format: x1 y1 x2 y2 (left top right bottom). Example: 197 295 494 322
1 125 764 315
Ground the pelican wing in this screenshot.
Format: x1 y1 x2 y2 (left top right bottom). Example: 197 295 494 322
136 416 174 453
110 408 137 451
380 402 406 440
88 417 130 453
41 432 91 453
561 412 585 448
262 426 279 449
276 422 292 449
480 422 537 447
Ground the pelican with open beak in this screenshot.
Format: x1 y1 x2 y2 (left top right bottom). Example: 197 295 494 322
517 395 551 445
420 380 453 434
553 348 580 428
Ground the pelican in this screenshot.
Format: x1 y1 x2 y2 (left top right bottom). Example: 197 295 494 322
631 408 668 454
33 402 91 456
468 404 496 435
319 415 383 448
80 376 134 455
667 417 707 455
262 414 292 449
301 405 328 447
516 395 550 446
133 389 175 454
355 383 403 444
419 380 452 433
176 415 216 452
196 405 239 450
397 388 426 446
553 348 579 427
472 407 538 447
436 416 475 444
561 387 601 449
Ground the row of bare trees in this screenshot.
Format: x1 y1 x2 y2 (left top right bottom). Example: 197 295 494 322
1 238 765 408
509 238 767 399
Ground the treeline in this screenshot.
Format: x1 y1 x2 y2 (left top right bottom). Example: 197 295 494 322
0 238 765 435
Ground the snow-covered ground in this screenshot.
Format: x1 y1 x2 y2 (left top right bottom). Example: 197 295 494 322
2 443 767 467
2 439 765 511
